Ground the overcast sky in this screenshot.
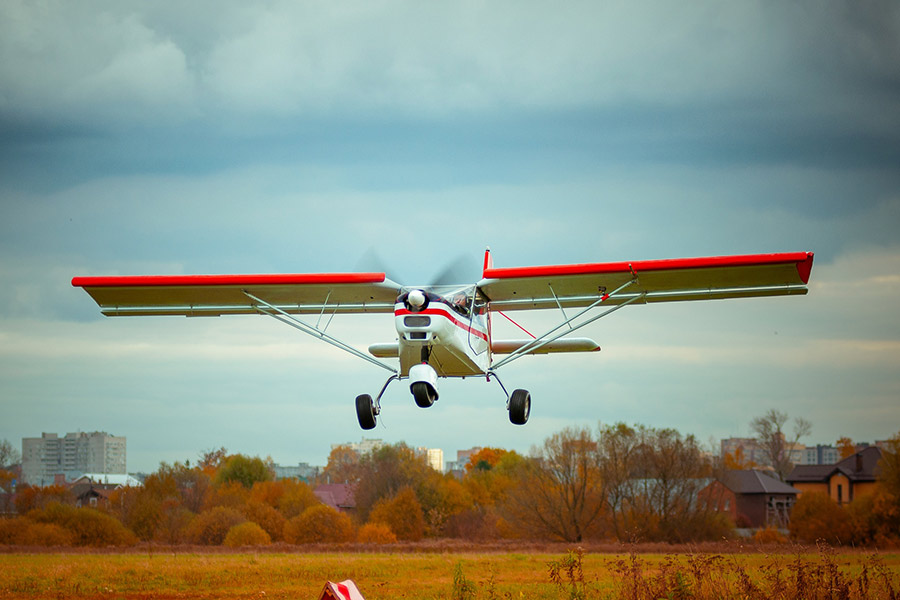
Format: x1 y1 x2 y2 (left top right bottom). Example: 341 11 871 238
1 1 898 473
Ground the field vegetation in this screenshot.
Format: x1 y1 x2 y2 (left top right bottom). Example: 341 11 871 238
0 545 898 599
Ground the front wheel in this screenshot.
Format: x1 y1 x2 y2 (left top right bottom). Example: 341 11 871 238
356 394 377 430
411 382 436 408
509 389 531 425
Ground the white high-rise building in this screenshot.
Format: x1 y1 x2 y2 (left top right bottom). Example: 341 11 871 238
21 432 126 486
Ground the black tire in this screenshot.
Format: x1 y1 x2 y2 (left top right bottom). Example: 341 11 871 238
411 382 436 408
509 389 531 425
356 394 377 430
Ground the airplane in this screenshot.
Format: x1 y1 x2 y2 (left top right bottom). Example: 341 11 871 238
72 247 814 430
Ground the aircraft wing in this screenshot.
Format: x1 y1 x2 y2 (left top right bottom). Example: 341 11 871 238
71 273 403 316
478 252 814 311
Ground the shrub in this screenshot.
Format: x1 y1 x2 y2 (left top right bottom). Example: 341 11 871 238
277 480 320 519
184 506 246 545
752 526 788 544
223 521 271 547
19 522 74 546
368 487 425 541
0 517 29 544
283 505 354 544
789 492 852 544
241 501 286 541
357 522 398 544
28 503 136 547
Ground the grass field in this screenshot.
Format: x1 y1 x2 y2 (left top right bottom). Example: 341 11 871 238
1 547 898 599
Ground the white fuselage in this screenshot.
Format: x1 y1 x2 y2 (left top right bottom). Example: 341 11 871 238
394 296 490 377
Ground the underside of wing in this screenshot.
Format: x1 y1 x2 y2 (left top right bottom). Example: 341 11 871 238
72 273 403 316
478 252 814 311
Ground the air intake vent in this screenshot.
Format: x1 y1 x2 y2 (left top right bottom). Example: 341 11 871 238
404 316 431 327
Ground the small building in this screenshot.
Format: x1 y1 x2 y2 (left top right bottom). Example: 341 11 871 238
700 470 799 528
314 483 356 515
786 446 882 505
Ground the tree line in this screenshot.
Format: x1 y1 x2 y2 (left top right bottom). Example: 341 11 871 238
1 423 898 547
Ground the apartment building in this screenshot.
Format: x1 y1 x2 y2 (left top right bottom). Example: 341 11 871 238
21 432 126 486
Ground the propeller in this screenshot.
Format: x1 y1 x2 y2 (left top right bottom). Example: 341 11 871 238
356 249 479 288
428 253 480 287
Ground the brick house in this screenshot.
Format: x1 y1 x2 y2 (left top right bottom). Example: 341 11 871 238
700 470 799 528
786 446 882 505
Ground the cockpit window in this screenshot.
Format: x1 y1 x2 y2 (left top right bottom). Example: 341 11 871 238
398 285 480 317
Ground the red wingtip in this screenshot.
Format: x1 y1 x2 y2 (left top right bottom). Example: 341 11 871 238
797 252 814 285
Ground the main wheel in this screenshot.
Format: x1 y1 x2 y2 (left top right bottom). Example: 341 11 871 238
356 394 377 430
509 389 531 425
411 382 436 408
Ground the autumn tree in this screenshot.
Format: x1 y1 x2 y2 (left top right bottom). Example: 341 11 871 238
353 443 444 524
837 436 856 459
28 502 137 547
504 426 606 542
184 506 246 545
215 454 273 488
722 446 758 470
872 432 900 542
283 504 354 543
750 409 811 480
625 426 723 542
276 479 321 519
198 447 228 476
368 487 426 541
466 447 507 472
789 491 852 544
320 445 361 484
0 439 20 469
223 521 271 547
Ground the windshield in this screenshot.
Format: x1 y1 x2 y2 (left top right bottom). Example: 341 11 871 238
398 285 485 316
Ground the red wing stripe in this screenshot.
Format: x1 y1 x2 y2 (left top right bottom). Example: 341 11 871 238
72 273 387 288
483 252 814 284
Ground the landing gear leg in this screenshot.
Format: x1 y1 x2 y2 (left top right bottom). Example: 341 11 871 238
355 374 399 430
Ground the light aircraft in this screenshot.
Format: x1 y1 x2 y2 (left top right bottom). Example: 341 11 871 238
72 248 814 430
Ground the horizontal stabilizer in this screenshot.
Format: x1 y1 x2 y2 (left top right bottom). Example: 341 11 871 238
491 338 600 355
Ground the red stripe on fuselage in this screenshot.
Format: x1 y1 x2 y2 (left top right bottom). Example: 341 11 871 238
395 306 488 341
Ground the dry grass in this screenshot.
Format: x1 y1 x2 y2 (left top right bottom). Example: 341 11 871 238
0 544 897 599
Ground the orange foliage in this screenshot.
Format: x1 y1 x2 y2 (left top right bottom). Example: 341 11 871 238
837 437 856 459
723 446 757 470
223 521 271 547
368 487 425 541
789 492 852 544
357 522 398 544
276 479 320 519
752 526 788 544
283 504 354 544
241 500 286 541
204 480 249 510
465 447 507 472
14 484 71 513
184 506 246 545
27 503 136 547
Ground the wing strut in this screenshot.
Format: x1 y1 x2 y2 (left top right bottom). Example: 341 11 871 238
242 290 398 374
489 277 643 370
